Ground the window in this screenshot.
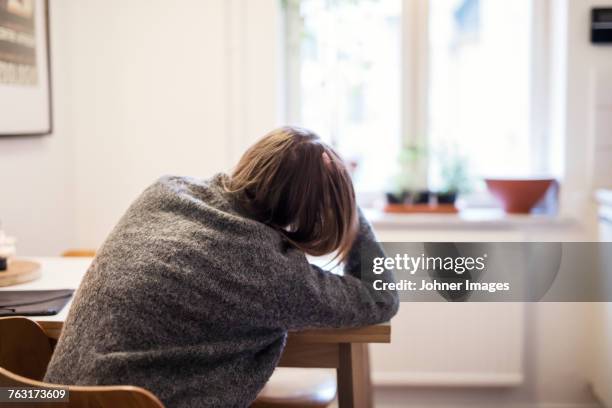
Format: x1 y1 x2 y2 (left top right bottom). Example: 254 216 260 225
284 0 552 195
428 0 534 191
284 0 402 192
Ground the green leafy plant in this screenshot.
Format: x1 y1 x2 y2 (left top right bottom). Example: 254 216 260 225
438 147 472 194
394 144 426 193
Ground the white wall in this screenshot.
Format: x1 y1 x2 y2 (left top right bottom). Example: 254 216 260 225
558 0 612 217
1 0 282 253
60 0 282 248
0 3 76 256
593 204 612 406
553 7 612 403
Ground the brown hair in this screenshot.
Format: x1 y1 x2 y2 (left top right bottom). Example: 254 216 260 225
225 126 358 261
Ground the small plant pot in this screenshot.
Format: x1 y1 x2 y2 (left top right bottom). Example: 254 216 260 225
386 191 407 205
437 191 457 205
412 190 431 205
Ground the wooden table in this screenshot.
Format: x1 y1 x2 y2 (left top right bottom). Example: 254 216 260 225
0 257 390 408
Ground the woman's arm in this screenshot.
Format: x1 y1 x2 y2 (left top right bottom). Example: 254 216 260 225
268 209 399 330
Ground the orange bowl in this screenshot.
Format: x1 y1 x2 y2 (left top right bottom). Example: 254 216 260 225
485 178 554 214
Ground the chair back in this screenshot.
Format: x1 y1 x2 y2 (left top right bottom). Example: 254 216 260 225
0 317 164 407
0 367 165 408
61 249 97 258
0 317 53 381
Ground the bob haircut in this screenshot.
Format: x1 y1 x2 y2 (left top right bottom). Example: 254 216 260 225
225 126 358 262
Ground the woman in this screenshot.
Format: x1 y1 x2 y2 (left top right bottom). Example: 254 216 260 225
45 126 399 407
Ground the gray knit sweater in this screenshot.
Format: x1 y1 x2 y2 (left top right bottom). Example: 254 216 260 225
45 174 398 408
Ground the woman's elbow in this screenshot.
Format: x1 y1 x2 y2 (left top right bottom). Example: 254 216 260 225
376 290 399 322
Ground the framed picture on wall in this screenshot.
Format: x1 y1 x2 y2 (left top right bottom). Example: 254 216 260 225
0 0 51 136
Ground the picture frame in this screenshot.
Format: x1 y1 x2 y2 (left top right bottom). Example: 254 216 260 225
0 0 52 137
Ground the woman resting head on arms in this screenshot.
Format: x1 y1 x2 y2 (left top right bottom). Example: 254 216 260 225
45 126 399 408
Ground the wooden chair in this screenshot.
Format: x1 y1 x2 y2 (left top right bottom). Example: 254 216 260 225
0 317 164 408
0 368 164 408
0 316 53 381
61 249 97 258
252 368 336 408
60 250 337 407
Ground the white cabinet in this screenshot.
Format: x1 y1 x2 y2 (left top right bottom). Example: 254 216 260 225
592 190 612 407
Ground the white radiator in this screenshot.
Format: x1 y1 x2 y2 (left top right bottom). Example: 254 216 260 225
370 302 524 387
369 227 526 387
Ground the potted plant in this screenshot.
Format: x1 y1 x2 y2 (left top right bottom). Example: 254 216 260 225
437 148 471 205
386 144 429 205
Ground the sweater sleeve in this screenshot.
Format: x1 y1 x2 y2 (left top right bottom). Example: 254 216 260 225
268 208 399 330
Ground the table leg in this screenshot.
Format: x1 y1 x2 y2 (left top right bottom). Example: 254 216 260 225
336 343 372 408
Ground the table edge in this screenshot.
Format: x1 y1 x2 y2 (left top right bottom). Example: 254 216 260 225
37 320 391 343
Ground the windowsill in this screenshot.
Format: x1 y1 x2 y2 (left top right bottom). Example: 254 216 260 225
363 207 576 231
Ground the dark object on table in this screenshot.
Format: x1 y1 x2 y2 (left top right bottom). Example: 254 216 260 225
485 178 554 214
0 290 73 316
0 257 6 271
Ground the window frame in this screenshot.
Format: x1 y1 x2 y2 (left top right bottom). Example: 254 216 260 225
282 0 554 193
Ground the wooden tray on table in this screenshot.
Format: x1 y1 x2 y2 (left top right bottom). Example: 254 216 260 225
0 260 42 287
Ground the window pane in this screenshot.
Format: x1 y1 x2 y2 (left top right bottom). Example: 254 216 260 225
289 0 402 192
428 0 533 191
